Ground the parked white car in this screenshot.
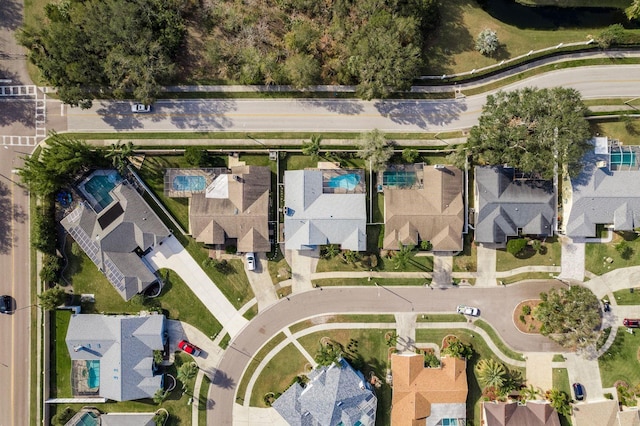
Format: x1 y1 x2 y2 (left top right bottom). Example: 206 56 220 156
456 304 480 316
245 252 256 271
131 103 151 113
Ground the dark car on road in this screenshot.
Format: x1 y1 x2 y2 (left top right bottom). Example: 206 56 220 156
573 383 585 401
623 318 640 328
178 340 202 357
0 295 12 314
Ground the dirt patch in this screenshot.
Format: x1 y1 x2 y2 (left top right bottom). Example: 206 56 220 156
513 299 543 334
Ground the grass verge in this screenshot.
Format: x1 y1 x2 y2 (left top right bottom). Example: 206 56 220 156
553 368 571 395
236 332 287 404
198 375 211 426
288 314 397 334
612 289 640 305
313 278 429 287
473 319 525 361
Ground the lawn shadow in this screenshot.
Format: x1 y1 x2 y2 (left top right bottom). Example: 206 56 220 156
373 99 468 130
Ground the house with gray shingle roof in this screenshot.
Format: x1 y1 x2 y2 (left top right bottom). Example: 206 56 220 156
565 137 640 238
284 169 367 251
65 313 166 402
475 166 556 244
272 358 377 426
61 171 170 301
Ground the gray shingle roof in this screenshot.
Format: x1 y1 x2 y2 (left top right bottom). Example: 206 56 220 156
273 359 377 426
566 151 640 237
475 166 556 244
65 314 165 402
60 174 171 301
284 170 367 251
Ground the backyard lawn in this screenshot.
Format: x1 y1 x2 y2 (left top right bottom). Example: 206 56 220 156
250 343 309 407
51 310 73 398
48 352 197 426
599 327 640 388
63 240 223 337
297 328 394 425
496 237 561 272
415 328 526 426
585 232 640 275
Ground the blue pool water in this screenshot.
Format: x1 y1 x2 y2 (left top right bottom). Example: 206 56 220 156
328 174 360 190
84 173 119 209
173 175 206 191
86 360 100 389
383 171 417 187
610 151 636 166
74 412 99 426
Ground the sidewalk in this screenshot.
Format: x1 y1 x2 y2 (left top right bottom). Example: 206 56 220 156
145 235 248 337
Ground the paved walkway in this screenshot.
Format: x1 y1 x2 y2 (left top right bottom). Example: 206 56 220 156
145 235 248 337
558 237 585 281
395 314 417 352
432 254 453 286
245 253 278 310
475 244 497 287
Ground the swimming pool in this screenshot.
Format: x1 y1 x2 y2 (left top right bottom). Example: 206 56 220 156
74 412 99 426
610 151 636 166
328 174 360 191
383 171 417 188
86 360 100 389
173 175 206 192
84 172 120 209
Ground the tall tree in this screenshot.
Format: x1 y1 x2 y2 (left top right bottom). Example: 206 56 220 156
302 134 322 159
18 0 186 107
627 0 640 20
546 389 572 416
105 141 134 173
476 359 507 389
356 129 394 172
535 286 601 350
177 362 199 385
38 285 66 310
459 87 591 179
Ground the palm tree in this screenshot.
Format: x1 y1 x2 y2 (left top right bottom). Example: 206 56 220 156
302 134 322 159
546 388 572 417
476 359 507 389
105 141 134 173
153 388 169 404
177 362 199 386
393 243 414 270
520 384 542 402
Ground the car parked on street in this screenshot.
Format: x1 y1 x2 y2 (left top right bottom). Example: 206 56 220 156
623 318 640 328
245 252 256 271
0 295 12 314
178 340 202 357
456 304 480 317
573 383 585 401
131 103 151 113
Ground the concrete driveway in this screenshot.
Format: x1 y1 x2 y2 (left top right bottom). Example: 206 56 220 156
245 253 277 310
145 235 248 337
565 353 605 403
167 320 223 378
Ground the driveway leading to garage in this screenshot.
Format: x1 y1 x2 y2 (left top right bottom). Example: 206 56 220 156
167 320 224 378
245 253 277 310
565 353 605 403
145 235 248 337
558 236 585 282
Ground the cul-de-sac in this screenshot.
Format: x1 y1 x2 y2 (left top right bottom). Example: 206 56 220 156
3 0 640 425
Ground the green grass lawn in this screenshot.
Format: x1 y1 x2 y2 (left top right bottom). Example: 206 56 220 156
599 327 640 387
49 353 197 426
315 252 433 273
63 240 223 336
585 232 640 276
591 119 640 146
496 238 561 272
613 289 640 305
473 319 525 361
198 375 211 425
426 0 639 76
250 343 309 407
297 328 394 425
453 233 478 272
267 250 290 284
417 314 468 323
415 328 526 426
236 332 287 405
289 314 397 334
553 368 571 395
502 272 557 284
51 310 72 398
313 278 429 287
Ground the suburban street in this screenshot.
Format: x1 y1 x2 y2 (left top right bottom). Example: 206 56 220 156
0 147 31 426
208 281 564 425
64 65 640 134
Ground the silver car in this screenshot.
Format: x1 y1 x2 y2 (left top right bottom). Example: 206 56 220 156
131 103 151 113
456 304 480 316
245 252 256 271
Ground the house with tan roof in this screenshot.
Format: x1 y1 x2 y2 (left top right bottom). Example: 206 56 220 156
382 164 465 252
572 400 640 426
391 353 467 426
483 401 560 426
165 166 271 253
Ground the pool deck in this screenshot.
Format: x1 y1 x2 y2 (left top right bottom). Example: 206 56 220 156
164 167 229 198
320 169 365 194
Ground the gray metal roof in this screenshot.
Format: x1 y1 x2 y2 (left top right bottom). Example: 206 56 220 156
284 170 366 251
566 151 640 237
272 359 377 426
100 413 155 426
65 314 165 402
60 175 171 301
475 166 556 244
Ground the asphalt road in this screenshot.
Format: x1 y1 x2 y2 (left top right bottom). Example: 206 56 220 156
208 281 563 425
64 65 640 134
0 147 31 426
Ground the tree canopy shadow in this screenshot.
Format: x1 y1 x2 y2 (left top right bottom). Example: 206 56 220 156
211 369 236 390
0 0 23 32
373 99 468 130
165 99 238 130
0 99 35 129
0 181 16 254
306 99 365 116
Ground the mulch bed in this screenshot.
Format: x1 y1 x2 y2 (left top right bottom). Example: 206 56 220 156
513 300 543 334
